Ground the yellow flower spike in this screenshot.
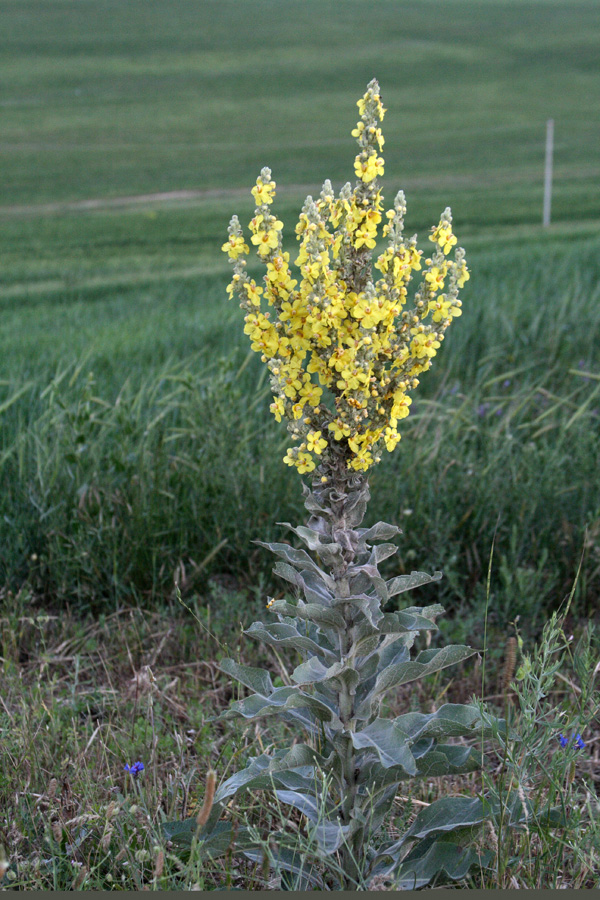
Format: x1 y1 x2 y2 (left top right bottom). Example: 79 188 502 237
224 80 467 475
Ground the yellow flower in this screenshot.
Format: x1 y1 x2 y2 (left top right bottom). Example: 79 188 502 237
251 221 283 258
429 224 457 255
337 368 369 392
281 370 302 399
353 228 377 250
221 234 249 259
296 451 316 474
251 177 276 206
411 331 441 359
456 264 470 288
298 377 322 407
428 296 462 323
383 426 400 452
306 430 327 454
350 295 385 329
391 391 412 419
328 419 351 441
226 273 241 298
354 153 384 184
283 449 297 468
243 281 263 307
270 397 285 422
425 266 447 292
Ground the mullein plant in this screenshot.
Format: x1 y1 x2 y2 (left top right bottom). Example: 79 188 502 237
168 81 522 889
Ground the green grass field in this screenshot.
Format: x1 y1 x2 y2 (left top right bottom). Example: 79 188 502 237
1 0 600 889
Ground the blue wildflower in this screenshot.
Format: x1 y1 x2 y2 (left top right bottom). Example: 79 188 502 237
124 761 145 777
558 733 585 750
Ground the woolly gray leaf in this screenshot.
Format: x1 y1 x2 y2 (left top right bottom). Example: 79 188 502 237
272 561 301 588
386 570 443 597
372 644 477 699
377 839 492 889
358 521 402 543
379 610 441 635
297 569 335 605
255 541 334 586
351 719 417 774
368 543 399 565
245 621 334 658
392 703 487 742
218 658 274 697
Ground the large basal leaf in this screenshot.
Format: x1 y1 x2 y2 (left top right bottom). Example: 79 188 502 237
371 794 490 876
350 719 417 774
404 795 489 842
413 745 480 779
393 839 492 889
218 658 274 697
221 686 299 721
357 744 478 792
391 703 492 742
386 571 443 597
245 621 335 658
370 644 477 700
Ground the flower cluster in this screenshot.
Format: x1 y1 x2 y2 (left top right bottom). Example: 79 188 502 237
124 761 145 776
223 79 469 475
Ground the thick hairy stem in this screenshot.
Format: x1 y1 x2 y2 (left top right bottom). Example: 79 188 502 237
306 458 369 886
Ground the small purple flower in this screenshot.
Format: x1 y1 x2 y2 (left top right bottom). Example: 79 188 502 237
477 403 490 418
558 733 585 750
502 379 511 389
124 761 145 777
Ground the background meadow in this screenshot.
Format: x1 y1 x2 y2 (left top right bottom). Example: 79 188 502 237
1 0 599 889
